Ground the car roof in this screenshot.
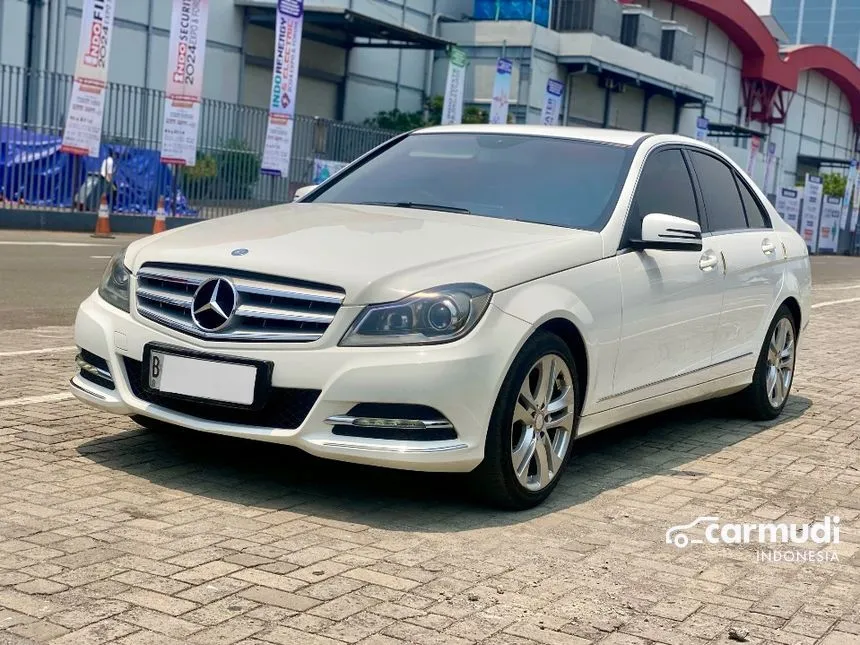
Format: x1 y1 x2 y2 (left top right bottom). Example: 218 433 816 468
415 124 652 146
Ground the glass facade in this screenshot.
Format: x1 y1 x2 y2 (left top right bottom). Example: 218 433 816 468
771 0 860 64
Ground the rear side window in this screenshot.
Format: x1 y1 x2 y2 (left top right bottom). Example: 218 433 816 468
735 174 770 229
629 149 699 238
687 151 747 232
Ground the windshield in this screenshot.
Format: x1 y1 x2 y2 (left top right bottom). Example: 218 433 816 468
307 132 631 231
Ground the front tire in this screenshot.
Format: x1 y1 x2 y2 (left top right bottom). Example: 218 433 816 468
472 331 579 509
738 305 797 420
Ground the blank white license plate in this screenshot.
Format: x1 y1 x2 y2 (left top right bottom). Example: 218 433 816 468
148 351 257 405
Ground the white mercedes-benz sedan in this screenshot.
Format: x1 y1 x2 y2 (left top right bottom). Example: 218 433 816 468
71 125 811 508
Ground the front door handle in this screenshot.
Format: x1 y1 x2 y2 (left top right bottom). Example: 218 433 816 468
762 238 776 255
699 250 719 272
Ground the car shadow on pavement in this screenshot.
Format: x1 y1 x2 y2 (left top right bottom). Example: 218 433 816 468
76 395 812 530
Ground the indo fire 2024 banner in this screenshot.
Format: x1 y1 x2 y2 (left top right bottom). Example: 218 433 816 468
60 0 116 157
441 48 468 126
488 58 513 125
261 0 304 177
800 174 824 251
774 187 801 231
160 0 211 167
541 79 565 126
746 136 761 182
840 159 857 229
817 196 842 253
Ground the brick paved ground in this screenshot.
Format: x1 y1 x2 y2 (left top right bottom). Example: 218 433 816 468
1 275 859 644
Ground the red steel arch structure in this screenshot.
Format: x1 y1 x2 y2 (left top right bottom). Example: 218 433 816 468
670 0 860 128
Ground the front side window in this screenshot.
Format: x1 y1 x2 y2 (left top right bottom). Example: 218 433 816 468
628 148 699 239
308 133 632 231
687 151 748 232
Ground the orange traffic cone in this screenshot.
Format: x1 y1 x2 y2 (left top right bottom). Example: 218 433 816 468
92 194 114 239
152 196 167 234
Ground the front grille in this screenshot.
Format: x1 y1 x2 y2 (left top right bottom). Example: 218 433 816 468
135 263 345 342
123 357 319 429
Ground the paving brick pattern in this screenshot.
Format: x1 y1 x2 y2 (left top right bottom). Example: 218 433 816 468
1 286 859 644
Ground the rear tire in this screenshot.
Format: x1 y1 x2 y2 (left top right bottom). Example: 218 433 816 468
471 331 579 510
737 305 797 420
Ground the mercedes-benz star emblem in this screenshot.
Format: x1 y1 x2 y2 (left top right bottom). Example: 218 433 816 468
191 278 238 331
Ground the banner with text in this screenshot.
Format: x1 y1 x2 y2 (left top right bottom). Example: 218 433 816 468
312 158 348 184
160 0 210 166
695 116 709 141
817 196 842 253
60 0 117 157
441 47 468 125
800 174 823 251
746 135 761 181
852 172 860 233
775 187 801 231
489 58 513 125
261 0 304 177
541 79 565 126
840 159 858 229
763 142 777 194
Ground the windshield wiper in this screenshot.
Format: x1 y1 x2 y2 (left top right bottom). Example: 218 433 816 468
359 201 471 214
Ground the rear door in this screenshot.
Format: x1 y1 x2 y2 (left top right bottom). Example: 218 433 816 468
609 147 725 405
686 149 784 370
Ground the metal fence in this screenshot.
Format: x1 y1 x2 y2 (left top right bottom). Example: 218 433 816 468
0 64 398 219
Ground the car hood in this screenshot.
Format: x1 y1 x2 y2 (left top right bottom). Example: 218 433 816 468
125 203 604 304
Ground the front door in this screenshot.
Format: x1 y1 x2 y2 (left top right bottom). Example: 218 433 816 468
609 148 725 406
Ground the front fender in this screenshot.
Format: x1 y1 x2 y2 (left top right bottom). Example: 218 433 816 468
491 259 622 413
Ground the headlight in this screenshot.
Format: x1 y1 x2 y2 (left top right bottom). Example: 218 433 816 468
98 250 131 312
340 283 492 347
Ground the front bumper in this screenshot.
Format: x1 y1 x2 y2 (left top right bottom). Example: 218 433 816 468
71 292 529 472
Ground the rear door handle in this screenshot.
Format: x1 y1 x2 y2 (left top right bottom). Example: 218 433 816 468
699 250 719 272
762 239 776 255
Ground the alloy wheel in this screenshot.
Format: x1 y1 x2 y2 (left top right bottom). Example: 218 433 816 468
510 354 576 492
765 317 795 408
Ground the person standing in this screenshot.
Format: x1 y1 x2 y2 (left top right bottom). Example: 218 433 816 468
99 151 116 209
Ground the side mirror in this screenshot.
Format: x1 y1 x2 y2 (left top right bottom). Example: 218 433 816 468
293 184 318 202
630 213 702 252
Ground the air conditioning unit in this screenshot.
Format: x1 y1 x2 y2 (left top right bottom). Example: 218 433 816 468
660 21 695 69
552 0 622 39
620 4 662 57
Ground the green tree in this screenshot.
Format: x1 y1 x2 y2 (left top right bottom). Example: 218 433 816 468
821 172 848 198
363 95 497 133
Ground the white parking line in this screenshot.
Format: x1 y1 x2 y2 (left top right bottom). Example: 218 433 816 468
812 297 860 310
0 346 76 357
90 255 112 259
0 393 74 408
814 283 860 291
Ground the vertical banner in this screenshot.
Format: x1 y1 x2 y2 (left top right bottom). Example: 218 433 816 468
817 196 842 252
261 0 304 177
60 0 117 157
488 58 513 125
763 142 777 194
160 0 211 167
541 79 565 126
746 135 761 180
851 172 860 233
441 47 468 126
774 187 801 231
840 160 857 229
800 174 824 252
695 116 709 141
